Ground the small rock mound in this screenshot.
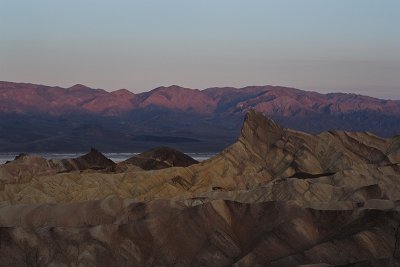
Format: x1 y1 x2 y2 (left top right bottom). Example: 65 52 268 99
53 148 116 172
123 147 198 170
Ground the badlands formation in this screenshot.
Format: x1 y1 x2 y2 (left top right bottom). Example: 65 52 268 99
0 110 400 266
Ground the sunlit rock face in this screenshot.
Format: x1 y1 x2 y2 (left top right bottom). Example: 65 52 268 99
0 110 400 266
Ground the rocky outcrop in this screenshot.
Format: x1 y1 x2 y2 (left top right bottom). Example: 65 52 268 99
120 146 198 170
0 110 399 266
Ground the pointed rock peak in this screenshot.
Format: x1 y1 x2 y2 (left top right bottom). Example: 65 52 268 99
239 109 284 147
89 147 101 154
87 147 106 157
79 148 115 164
242 109 282 134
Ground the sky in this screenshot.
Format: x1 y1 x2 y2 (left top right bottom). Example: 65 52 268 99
0 0 399 99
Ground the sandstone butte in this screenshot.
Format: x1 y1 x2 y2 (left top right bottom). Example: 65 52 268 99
0 110 400 266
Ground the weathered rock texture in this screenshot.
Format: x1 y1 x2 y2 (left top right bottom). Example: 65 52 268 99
0 110 400 266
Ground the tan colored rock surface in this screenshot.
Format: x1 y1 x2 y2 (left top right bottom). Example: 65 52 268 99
0 110 399 266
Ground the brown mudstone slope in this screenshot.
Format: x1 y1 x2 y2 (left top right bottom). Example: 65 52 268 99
0 110 400 266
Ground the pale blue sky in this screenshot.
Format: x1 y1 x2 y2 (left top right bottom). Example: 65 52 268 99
1 0 399 99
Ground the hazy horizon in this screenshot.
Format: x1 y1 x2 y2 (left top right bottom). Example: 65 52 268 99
1 0 399 99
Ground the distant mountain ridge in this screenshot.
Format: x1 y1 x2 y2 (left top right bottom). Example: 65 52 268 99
0 81 399 152
1 81 399 116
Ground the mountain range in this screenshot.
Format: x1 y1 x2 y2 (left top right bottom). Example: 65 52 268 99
1 81 399 152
